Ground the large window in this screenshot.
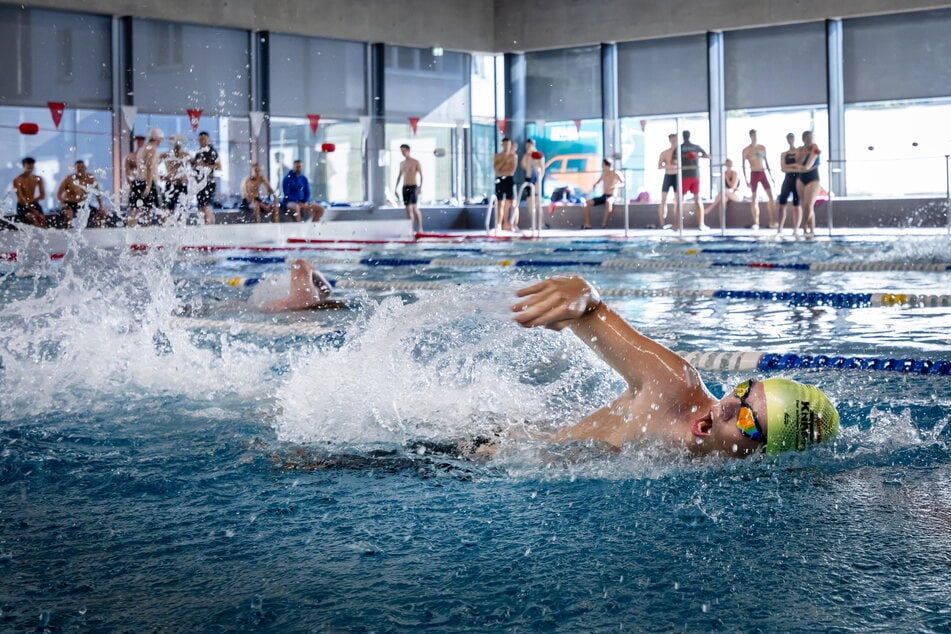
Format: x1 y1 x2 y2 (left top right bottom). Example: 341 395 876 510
526 120 604 199
619 116 710 203
131 113 250 207
1 106 112 215
269 118 364 204
470 54 499 202
0 6 112 216
844 100 951 198
384 123 454 205
725 108 829 196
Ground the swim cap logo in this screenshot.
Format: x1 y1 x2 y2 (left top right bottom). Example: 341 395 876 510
781 400 818 451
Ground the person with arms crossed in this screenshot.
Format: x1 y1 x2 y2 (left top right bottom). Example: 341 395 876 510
775 133 802 237
162 134 190 221
796 130 822 240
56 160 105 228
282 160 325 223
679 130 709 230
12 157 47 228
520 139 545 229
394 144 423 234
240 163 279 223
192 131 221 225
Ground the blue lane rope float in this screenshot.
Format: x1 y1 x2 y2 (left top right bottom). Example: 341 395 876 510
209 254 951 273
191 276 951 308
167 316 951 375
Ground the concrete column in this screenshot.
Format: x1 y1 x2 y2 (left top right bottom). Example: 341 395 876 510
707 31 726 196
367 43 386 205
503 52 525 143
601 43 619 160
827 19 846 196
112 16 134 200
250 31 268 168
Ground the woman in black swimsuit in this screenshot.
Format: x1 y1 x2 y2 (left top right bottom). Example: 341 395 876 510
776 133 802 236
796 130 821 239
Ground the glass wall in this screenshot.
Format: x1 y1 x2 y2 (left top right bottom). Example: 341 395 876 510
130 113 250 208
269 118 364 204
617 36 710 202
843 100 951 197
470 53 498 202
525 120 604 199
0 107 112 215
384 123 454 205
385 46 469 203
842 9 951 197
724 108 829 197
619 115 710 203
0 6 112 216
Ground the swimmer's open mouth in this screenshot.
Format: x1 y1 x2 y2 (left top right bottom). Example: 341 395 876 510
691 413 713 438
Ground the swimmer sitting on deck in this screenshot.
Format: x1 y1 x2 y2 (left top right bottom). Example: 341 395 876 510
512 276 839 456
258 259 346 312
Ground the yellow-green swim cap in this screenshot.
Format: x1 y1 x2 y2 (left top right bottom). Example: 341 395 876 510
761 378 840 454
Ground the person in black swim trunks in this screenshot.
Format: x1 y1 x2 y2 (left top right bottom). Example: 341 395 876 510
394 144 424 234
776 133 802 237
657 133 680 228
12 157 47 228
583 159 625 229
493 137 517 231
796 130 821 239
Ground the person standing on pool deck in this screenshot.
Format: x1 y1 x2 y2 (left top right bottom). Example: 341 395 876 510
680 130 709 230
12 157 47 227
192 131 221 225
776 132 802 237
494 138 517 231
394 144 424 234
56 160 105 228
796 130 821 240
582 159 625 229
657 134 679 228
162 134 190 220
511 276 840 456
741 129 776 230
128 128 163 226
282 160 325 223
520 139 545 228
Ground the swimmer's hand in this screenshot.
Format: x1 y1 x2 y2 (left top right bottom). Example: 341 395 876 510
512 276 601 330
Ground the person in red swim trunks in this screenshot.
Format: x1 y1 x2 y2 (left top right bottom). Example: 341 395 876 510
679 130 709 229
742 129 776 230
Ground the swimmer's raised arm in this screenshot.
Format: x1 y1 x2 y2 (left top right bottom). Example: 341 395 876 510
513 277 705 397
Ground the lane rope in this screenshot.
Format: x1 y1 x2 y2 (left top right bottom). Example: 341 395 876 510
167 317 951 375
202 254 951 273
189 276 951 308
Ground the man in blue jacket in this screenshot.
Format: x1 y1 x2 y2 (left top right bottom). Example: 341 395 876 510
282 159 325 222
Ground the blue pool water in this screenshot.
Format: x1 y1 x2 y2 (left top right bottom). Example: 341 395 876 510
1 232 949 632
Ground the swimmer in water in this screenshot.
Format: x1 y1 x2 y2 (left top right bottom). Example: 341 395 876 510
257 259 345 312
511 276 839 456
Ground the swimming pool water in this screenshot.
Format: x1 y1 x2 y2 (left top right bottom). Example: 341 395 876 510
1 233 949 632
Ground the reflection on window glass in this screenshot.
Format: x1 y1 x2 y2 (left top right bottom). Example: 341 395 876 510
844 100 951 197
619 116 709 202
130 113 251 209
269 118 364 203
385 124 454 205
726 107 829 197
0 106 112 214
470 119 497 202
526 119 603 198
